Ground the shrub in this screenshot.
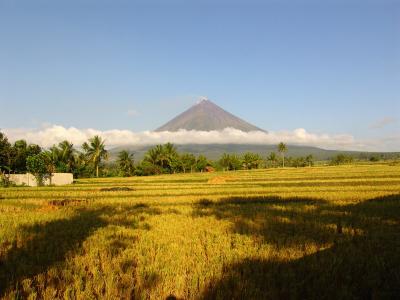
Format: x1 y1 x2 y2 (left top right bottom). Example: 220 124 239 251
330 154 354 165
26 153 50 186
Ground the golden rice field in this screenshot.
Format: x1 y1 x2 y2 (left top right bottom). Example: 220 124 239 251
0 164 399 299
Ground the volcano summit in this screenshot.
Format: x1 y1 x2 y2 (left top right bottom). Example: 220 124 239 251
156 99 266 132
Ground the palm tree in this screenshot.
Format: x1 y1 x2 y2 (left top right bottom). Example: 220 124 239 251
278 142 288 168
305 154 314 167
242 152 263 170
169 155 183 174
155 145 169 168
144 147 159 165
180 153 196 173
42 149 58 184
82 136 108 177
58 140 76 172
117 150 135 177
196 155 208 172
74 151 88 178
158 143 178 172
164 142 178 157
219 153 231 171
267 152 278 168
144 143 178 173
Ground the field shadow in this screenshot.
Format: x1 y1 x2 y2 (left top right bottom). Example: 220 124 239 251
194 194 400 299
0 203 162 298
194 196 335 247
0 208 106 297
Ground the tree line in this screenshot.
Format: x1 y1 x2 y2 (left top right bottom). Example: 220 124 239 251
0 132 109 184
1 130 389 183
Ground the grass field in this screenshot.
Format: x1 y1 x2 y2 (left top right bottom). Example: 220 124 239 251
0 164 399 299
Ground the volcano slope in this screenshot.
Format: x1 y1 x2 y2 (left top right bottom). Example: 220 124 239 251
156 99 266 132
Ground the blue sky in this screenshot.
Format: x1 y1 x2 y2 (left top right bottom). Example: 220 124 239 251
1 0 399 150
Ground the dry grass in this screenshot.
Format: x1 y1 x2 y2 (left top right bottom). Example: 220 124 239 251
0 164 399 299
207 175 236 184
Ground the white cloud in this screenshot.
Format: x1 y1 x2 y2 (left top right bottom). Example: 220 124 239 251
369 117 397 129
2 124 399 152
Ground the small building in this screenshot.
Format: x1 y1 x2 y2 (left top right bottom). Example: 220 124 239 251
205 166 215 173
8 173 73 187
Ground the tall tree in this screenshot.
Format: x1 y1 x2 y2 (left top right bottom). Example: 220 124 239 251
180 153 196 173
0 132 11 173
219 153 242 171
82 136 108 177
144 147 159 166
230 154 242 171
305 154 314 167
161 143 178 173
11 140 28 173
58 140 76 172
164 142 178 158
278 142 288 168
154 145 168 168
144 143 178 174
267 152 278 168
219 153 231 171
11 140 41 173
169 155 183 174
117 150 135 177
242 152 263 170
43 148 58 174
74 151 91 178
330 154 353 166
196 155 209 172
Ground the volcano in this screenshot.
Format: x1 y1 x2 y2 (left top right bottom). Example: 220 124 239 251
155 99 266 132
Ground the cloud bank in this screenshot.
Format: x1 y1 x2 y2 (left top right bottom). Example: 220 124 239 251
2 124 399 152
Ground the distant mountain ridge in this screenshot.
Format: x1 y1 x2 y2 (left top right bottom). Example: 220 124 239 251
156 99 266 132
109 144 399 162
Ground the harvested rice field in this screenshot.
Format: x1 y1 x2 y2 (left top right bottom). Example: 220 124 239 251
0 164 399 299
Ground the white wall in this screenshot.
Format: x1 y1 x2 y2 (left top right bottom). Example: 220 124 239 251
8 173 73 187
8 173 36 186
50 173 74 186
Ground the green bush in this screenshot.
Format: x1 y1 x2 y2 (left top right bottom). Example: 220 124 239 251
26 153 49 186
